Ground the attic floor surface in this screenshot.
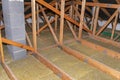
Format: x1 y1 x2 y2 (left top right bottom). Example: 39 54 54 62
0 30 119 80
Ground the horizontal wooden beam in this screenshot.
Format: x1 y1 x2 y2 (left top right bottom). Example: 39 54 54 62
2 38 35 52
36 0 92 34
93 0 111 17
1 37 73 80
81 39 120 59
61 46 120 80
94 36 120 48
76 1 120 8
33 52 74 80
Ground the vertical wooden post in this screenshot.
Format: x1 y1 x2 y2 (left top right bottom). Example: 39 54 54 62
36 3 40 36
69 1 73 18
31 0 37 51
93 6 100 35
74 3 78 31
111 12 118 40
69 1 73 30
91 6 96 30
69 0 76 30
0 30 4 63
59 0 65 45
78 0 86 40
55 1 58 32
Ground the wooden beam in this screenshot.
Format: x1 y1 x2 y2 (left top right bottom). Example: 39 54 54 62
25 1 120 19
37 18 55 34
2 63 18 80
76 0 103 20
36 0 92 34
55 2 58 31
111 12 118 40
61 1 91 30
100 8 111 17
73 3 78 31
65 6 71 12
78 0 86 40
66 20 78 40
85 18 92 27
25 1 56 19
40 5 59 44
114 35 120 41
94 36 120 48
91 7 96 30
36 3 40 36
73 6 90 30
25 20 32 29
96 10 118 36
24 5 31 13
59 0 65 45
37 7 69 34
69 3 73 18
76 0 92 14
75 1 120 9
0 31 17 80
1 38 73 80
73 5 81 19
0 31 4 63
58 1 92 32
26 32 33 47
81 39 120 59
31 0 37 51
32 52 74 80
37 6 70 34
93 0 111 17
61 46 120 80
2 38 35 52
93 7 100 35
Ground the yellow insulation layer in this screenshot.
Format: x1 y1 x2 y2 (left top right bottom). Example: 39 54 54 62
66 41 120 71
6 55 60 80
41 47 117 80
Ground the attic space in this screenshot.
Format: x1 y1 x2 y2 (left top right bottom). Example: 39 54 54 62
0 0 120 80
